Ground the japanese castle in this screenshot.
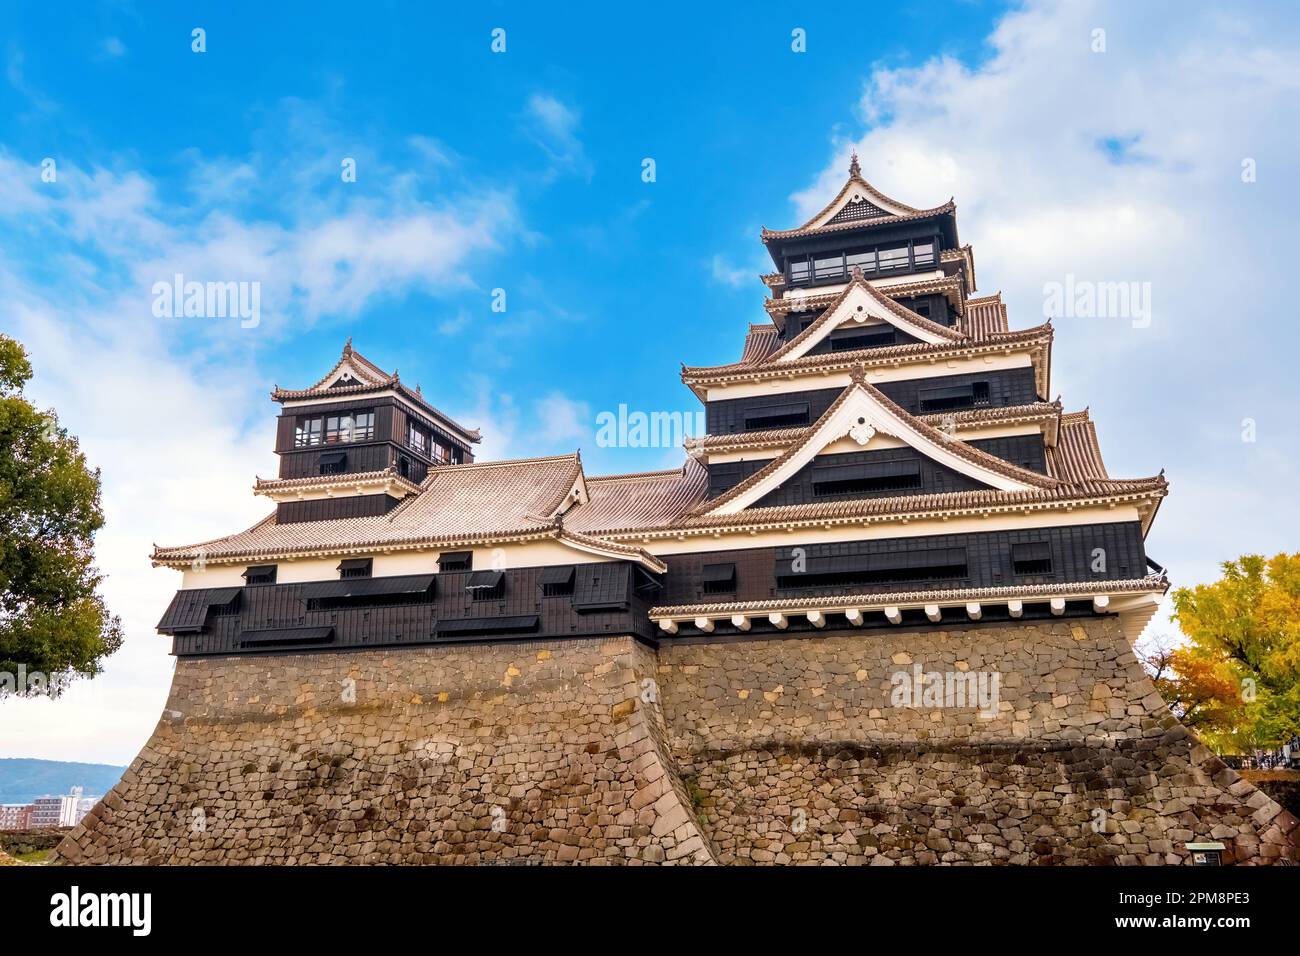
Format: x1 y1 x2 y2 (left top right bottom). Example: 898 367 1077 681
153 155 1169 656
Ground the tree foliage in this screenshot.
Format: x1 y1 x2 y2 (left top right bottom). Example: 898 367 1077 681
0 334 122 697
1161 554 1300 751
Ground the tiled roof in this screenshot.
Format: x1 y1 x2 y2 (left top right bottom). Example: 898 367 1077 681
253 467 422 497
1049 411 1110 482
964 293 1010 340
667 479 1167 537
552 529 667 573
682 402 1064 456
760 156 956 243
153 454 584 564
681 323 1053 385
564 461 709 535
739 325 781 365
761 202 957 242
271 341 482 444
154 429 1164 564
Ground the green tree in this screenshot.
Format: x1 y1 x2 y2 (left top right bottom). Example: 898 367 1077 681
0 334 122 697
1167 554 1300 750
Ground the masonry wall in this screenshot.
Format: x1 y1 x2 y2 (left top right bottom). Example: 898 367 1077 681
653 618 1299 865
56 618 1298 865
55 637 715 865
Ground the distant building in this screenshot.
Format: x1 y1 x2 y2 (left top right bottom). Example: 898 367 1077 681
28 787 99 828
0 804 33 830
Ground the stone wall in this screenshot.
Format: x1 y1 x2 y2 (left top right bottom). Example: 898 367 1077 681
56 618 1298 865
1240 771 1300 819
0 827 70 858
56 637 715 865
654 619 1298 865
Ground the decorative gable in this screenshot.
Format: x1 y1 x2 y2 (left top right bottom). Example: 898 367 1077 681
826 195 890 224
699 378 1055 517
772 275 964 364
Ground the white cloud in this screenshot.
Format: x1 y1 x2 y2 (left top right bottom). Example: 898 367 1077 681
522 93 592 180
0 122 522 762
534 392 591 447
710 255 750 288
100 37 127 58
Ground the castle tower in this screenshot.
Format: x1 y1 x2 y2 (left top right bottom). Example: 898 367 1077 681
57 162 1298 866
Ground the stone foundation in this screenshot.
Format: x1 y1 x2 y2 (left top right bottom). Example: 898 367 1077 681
57 618 1298 864
56 637 714 865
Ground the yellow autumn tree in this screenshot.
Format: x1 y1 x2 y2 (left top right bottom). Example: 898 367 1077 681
1167 553 1300 751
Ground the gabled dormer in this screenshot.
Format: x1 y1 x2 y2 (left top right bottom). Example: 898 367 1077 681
695 372 1055 516
260 341 481 522
760 153 960 294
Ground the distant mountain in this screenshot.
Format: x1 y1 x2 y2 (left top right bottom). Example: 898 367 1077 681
0 758 126 804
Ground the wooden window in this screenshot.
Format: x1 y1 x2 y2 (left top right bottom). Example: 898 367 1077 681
1011 542 1053 576
701 563 736 595
466 570 504 601
912 240 936 267
845 248 876 272
325 411 374 444
409 424 430 456
814 253 845 280
877 244 910 271
777 547 968 590
337 558 373 579
830 326 895 351
812 459 922 496
438 551 472 572
300 575 435 611
539 565 575 597
788 256 811 282
319 451 346 475
744 402 810 431
241 565 276 586
918 381 991 413
294 418 323 447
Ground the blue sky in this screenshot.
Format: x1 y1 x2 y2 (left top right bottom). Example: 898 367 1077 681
1 0 1011 467
3 0 1300 763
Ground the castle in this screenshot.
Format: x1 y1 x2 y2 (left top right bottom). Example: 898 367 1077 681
57 158 1298 864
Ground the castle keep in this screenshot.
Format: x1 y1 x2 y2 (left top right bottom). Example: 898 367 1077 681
58 159 1298 865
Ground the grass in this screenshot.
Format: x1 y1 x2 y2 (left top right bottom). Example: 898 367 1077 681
13 848 53 864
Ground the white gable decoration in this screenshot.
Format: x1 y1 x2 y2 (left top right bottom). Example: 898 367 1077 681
778 282 954 362
703 383 1039 516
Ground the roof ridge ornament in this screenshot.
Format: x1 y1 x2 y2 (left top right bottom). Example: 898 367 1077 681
849 150 861 178
343 336 353 357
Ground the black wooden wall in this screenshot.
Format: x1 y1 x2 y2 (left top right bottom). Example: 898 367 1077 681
704 367 1041 436
163 563 660 657
656 521 1147 607
704 432 1047 501
275 494 401 524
